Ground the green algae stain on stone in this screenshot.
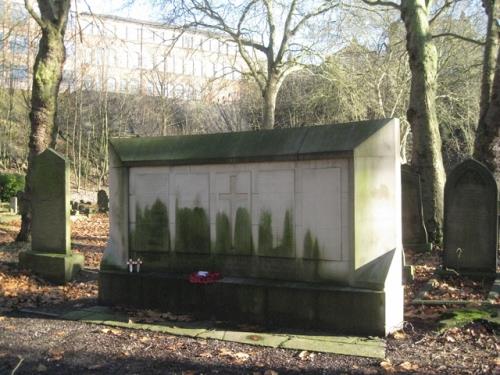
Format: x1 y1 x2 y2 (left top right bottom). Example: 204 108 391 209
258 209 294 257
215 212 232 253
131 199 170 252
303 230 320 260
279 209 294 256
234 207 253 255
258 210 273 255
175 204 210 254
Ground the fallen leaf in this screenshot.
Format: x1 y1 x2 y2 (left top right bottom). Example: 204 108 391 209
398 361 419 371
380 360 395 373
263 371 279 375
392 331 407 340
36 364 48 372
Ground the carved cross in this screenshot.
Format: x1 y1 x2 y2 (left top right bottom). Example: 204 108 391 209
219 175 248 224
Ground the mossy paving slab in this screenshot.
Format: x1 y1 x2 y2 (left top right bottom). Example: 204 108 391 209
65 308 385 358
280 337 385 359
221 331 288 348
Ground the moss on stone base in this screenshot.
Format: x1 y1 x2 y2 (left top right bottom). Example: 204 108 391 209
19 251 84 284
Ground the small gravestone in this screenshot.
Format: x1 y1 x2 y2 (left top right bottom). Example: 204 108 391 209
97 189 109 212
443 159 498 274
9 196 17 214
401 165 432 252
19 149 84 283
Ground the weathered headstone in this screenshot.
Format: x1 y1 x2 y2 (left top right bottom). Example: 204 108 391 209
97 189 109 212
99 119 404 336
9 196 17 214
443 159 498 274
19 149 84 283
401 165 432 252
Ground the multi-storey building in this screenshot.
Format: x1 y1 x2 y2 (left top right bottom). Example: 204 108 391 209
0 0 244 102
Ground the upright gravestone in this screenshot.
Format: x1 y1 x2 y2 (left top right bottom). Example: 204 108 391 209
444 159 498 274
19 149 84 283
401 165 432 252
99 119 404 336
9 196 18 214
97 189 109 212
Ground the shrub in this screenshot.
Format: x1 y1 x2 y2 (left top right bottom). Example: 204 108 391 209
0 173 25 202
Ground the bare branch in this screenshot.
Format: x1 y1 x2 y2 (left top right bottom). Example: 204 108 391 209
429 0 453 25
432 32 485 46
24 0 45 28
360 0 400 9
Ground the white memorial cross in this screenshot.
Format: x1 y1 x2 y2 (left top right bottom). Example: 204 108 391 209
218 175 248 226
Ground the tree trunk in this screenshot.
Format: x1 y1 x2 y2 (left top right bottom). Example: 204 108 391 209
401 0 446 243
262 77 279 130
474 0 499 170
17 1 70 242
474 46 500 180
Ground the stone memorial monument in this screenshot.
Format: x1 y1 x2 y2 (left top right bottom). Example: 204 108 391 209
99 119 404 336
443 159 498 274
401 165 432 252
19 149 84 283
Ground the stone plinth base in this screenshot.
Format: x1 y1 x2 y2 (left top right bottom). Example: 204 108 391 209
99 270 400 336
19 251 84 284
403 242 432 252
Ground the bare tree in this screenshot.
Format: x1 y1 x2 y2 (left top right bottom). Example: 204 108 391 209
17 0 71 241
359 0 457 243
172 0 340 129
474 0 499 171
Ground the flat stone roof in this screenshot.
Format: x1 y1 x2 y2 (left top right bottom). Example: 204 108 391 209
110 119 391 166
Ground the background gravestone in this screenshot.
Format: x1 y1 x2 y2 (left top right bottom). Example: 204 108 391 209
443 159 498 274
19 149 83 283
401 165 432 252
97 189 109 212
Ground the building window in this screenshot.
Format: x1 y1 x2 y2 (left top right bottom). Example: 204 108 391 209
128 52 140 69
129 79 139 92
182 35 193 49
174 57 183 75
117 24 127 39
95 48 105 65
10 36 28 54
146 81 154 95
194 60 203 77
107 78 117 92
120 79 127 92
185 85 194 100
166 56 174 73
143 52 153 70
83 76 93 90
184 59 194 75
82 48 93 65
173 84 184 98
108 49 117 66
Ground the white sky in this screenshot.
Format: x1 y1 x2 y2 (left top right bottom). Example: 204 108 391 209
76 0 158 22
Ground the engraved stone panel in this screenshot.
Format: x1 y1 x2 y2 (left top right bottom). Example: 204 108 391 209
174 173 210 254
129 168 169 252
255 170 295 258
301 167 342 261
214 172 252 254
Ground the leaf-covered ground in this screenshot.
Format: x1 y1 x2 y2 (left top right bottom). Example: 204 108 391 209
0 215 498 374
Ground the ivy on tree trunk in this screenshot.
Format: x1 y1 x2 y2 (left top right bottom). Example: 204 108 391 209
16 0 70 242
